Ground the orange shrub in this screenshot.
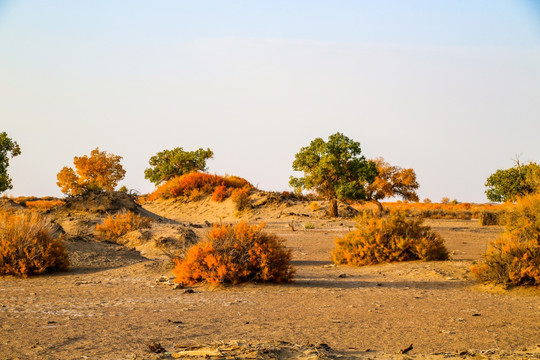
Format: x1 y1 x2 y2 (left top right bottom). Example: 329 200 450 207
211 185 228 202
231 187 251 211
332 211 449 266
0 211 69 276
173 222 295 285
471 194 540 286
95 211 152 240
148 172 253 201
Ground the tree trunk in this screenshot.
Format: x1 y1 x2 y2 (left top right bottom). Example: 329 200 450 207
371 200 384 217
329 198 339 217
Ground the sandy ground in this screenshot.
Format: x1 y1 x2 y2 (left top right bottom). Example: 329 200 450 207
1 200 540 359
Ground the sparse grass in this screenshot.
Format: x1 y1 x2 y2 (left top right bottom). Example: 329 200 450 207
304 222 315 229
173 222 295 285
0 210 69 276
351 201 510 220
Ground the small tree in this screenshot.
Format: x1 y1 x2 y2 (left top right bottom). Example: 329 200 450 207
365 157 419 214
485 161 540 202
57 148 126 196
144 147 214 185
289 132 378 217
0 132 21 194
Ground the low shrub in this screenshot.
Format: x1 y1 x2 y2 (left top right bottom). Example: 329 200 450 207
95 211 153 240
309 202 320 211
211 185 228 202
173 222 295 285
471 194 540 286
231 187 251 212
478 210 502 226
0 211 69 276
332 211 449 266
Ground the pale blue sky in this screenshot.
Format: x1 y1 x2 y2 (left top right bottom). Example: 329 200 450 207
1 1 540 202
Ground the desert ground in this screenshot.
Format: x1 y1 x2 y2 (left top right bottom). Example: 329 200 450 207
1 194 539 359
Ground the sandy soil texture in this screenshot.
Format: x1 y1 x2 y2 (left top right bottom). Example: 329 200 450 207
1 198 539 359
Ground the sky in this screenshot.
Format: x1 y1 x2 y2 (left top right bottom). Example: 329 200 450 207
1 1 540 203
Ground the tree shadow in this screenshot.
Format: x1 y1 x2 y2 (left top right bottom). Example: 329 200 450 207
289 277 472 291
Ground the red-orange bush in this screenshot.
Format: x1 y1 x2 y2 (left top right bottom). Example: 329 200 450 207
147 172 253 202
231 187 251 211
211 185 228 202
173 222 295 285
332 211 449 266
95 211 152 240
0 211 69 276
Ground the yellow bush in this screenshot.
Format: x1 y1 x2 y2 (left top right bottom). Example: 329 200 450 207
95 211 152 240
0 211 69 276
471 194 540 286
231 187 251 211
173 222 295 285
332 211 449 266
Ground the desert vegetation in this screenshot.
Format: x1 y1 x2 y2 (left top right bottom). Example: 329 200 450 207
0 132 21 194
485 160 540 202
144 147 214 185
471 193 540 286
0 210 69 276
95 211 153 240
332 211 449 266
145 172 253 203
173 222 295 285
57 148 126 196
289 132 378 217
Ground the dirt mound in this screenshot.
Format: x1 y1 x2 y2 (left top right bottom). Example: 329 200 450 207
142 191 360 224
59 191 143 214
117 223 198 259
0 198 26 212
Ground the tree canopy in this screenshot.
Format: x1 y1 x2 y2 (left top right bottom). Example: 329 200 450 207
485 161 540 202
144 147 214 185
365 157 419 213
0 132 21 194
57 148 126 196
289 132 378 217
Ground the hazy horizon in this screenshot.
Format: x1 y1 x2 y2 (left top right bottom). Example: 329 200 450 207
2 1 539 203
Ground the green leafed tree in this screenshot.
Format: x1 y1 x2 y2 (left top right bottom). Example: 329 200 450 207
144 147 214 185
0 132 21 194
485 161 540 202
289 132 378 217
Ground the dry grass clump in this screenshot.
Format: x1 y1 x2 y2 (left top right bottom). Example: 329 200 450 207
332 211 449 266
471 194 540 287
95 211 153 240
173 222 295 285
478 210 503 226
146 172 253 202
0 211 69 276
231 187 251 212
26 199 65 211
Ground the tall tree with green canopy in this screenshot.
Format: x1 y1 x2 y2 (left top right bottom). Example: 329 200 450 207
0 132 21 194
289 132 378 217
485 161 540 202
144 147 214 185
